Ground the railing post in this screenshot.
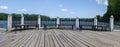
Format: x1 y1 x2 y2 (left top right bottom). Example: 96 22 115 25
38 15 41 28
56 17 60 28
110 15 114 31
7 14 12 31
94 16 97 30
76 17 79 29
21 14 24 28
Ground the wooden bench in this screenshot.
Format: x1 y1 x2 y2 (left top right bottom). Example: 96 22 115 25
15 24 39 31
58 24 74 30
79 25 95 30
43 24 56 29
79 25 108 31
43 24 74 30
96 25 108 31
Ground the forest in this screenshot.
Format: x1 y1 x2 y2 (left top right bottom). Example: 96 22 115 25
0 13 50 21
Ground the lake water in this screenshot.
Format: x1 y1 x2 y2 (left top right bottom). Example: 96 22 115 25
0 20 7 29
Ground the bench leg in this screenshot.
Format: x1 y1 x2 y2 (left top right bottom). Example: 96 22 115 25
92 26 95 31
15 26 17 33
38 26 39 30
72 25 73 30
44 25 47 30
35 25 39 30
20 26 22 32
101 27 104 31
79 26 82 30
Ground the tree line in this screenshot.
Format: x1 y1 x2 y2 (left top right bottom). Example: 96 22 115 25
0 13 50 21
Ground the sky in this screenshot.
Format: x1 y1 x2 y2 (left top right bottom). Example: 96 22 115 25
0 0 108 18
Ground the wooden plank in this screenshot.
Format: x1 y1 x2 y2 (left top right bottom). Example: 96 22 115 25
39 30 45 47
55 30 71 47
7 29 120 47
47 30 53 47
86 32 120 46
60 30 87 47
19 30 35 47
75 31 119 47
10 30 33 47
35 30 42 47
54 30 65 47
27 30 39 47
51 30 60 47
59 33 75 47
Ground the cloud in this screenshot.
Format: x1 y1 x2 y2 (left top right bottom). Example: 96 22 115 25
59 4 63 7
18 9 27 11
60 8 75 14
59 5 75 14
61 8 68 12
96 0 101 4
70 12 75 14
96 0 108 5
59 4 68 12
104 0 108 5
0 5 8 10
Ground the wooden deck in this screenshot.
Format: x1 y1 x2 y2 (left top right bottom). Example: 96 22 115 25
3 29 120 47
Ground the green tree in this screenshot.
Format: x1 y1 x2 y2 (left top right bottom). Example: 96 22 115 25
103 0 120 22
0 13 50 21
96 15 102 22
0 13 8 20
